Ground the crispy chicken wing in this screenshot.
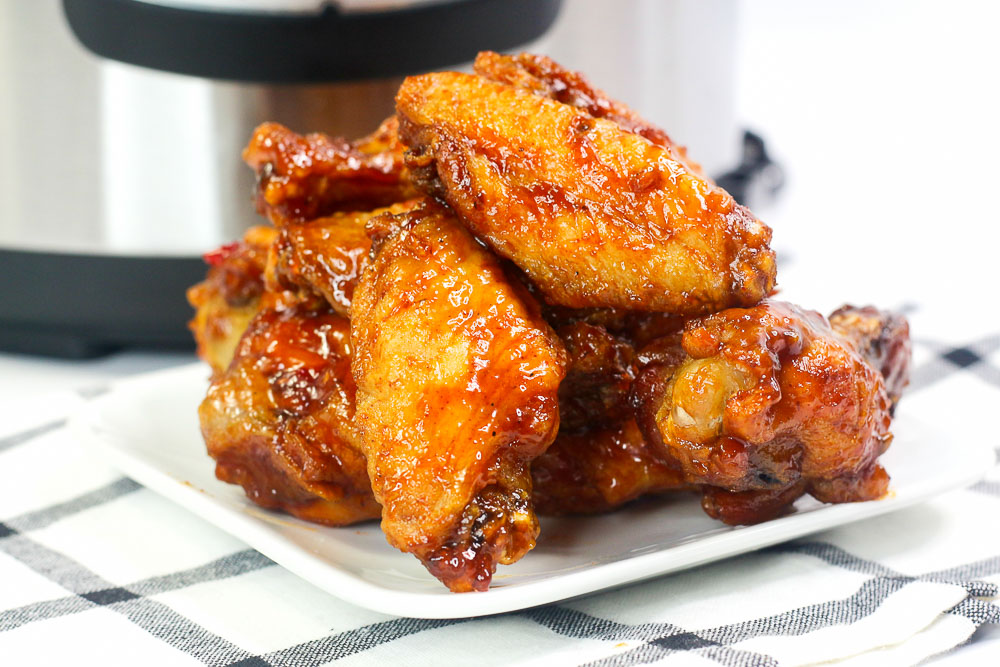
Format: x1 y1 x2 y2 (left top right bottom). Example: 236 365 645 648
555 321 636 433
533 319 688 514
632 300 897 524
271 201 418 317
396 66 775 313
243 117 418 225
545 307 688 352
350 201 567 591
199 304 380 526
532 418 689 515
187 225 276 375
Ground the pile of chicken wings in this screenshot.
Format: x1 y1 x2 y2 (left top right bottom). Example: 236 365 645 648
189 52 911 592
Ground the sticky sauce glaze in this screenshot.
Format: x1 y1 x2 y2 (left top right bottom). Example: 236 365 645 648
199 304 380 527
632 300 895 524
350 202 567 592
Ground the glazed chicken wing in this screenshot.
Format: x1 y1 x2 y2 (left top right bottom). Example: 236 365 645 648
187 225 276 375
187 204 395 371
243 116 418 225
271 201 418 316
554 321 636 433
532 418 689 515
350 201 567 592
199 303 380 526
533 320 688 514
396 66 775 314
632 300 899 524
829 305 911 408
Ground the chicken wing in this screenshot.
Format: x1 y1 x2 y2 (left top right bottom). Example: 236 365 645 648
187 225 276 375
199 303 380 526
350 201 567 591
555 321 636 433
243 116 418 225
532 418 689 515
632 300 898 524
829 305 911 408
396 65 776 314
533 320 688 514
271 201 418 317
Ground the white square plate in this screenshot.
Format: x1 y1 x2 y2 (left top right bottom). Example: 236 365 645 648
70 363 992 618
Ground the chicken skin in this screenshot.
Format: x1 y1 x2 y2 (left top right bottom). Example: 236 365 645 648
199 304 380 526
271 201 418 317
533 320 689 515
350 201 567 592
396 66 775 314
187 225 277 375
632 300 897 524
243 116 418 225
472 51 702 174
532 418 689 515
829 305 911 408
554 321 637 433
539 302 909 523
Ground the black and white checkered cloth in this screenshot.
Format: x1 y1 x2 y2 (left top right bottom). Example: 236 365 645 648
2 318 998 666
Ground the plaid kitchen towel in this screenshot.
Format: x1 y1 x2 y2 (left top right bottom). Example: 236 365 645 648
1 319 998 666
